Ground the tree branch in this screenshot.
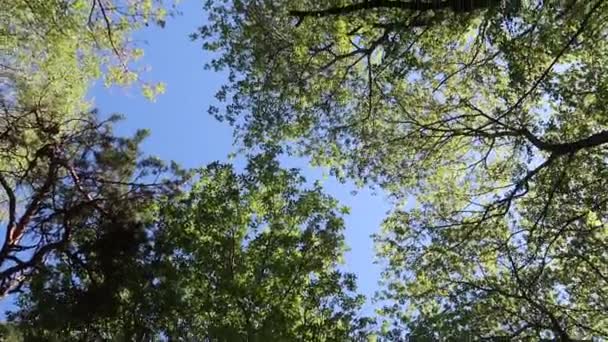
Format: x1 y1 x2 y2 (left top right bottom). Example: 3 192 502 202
290 0 493 19
0 174 16 246
500 0 605 120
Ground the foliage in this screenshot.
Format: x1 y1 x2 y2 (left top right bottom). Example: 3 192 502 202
0 0 175 300
0 0 171 116
199 0 608 339
0 323 23 342
1 0 370 340
8 154 372 341
0 110 183 339
0 107 182 298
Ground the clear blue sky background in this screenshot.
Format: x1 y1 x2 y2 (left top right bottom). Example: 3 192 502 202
89 1 391 312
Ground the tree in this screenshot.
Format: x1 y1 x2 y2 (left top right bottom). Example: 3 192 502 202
0 107 181 299
0 110 183 340
8 153 373 341
1 0 170 114
199 0 608 339
0 0 176 299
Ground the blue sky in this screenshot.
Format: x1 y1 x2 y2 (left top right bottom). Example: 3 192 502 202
88 1 391 311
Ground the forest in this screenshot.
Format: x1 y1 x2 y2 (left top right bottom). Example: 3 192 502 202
0 0 607 340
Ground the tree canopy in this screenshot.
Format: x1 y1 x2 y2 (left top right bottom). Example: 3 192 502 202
199 0 608 339
7 154 372 341
2 0 608 340
0 1 368 341
0 0 173 298
1 0 170 114
0 110 183 297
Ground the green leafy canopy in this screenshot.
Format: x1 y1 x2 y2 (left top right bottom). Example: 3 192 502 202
199 0 608 339
9 154 373 341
